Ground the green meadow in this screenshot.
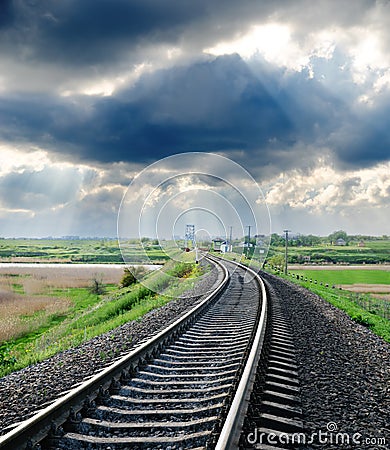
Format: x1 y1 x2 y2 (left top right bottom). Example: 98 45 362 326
289 269 390 286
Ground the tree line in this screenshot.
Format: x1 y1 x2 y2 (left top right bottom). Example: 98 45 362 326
271 231 389 247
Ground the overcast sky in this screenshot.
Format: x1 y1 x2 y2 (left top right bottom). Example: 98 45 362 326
0 0 389 238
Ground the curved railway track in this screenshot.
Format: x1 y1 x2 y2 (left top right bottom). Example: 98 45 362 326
0 256 268 450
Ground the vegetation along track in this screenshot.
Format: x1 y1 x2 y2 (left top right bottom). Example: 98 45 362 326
0 257 270 449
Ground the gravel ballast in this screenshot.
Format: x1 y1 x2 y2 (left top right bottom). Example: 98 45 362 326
1 263 388 450
261 271 389 450
0 260 221 435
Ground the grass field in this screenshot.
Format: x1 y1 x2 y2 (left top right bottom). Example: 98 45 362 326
0 259 204 377
289 267 390 317
0 238 169 264
289 269 390 286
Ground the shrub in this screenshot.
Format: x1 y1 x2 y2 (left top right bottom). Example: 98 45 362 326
120 266 147 288
352 314 373 328
89 277 106 295
0 346 17 368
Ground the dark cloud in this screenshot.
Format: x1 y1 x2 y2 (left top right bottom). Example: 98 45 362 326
0 0 15 28
0 0 379 69
2 53 388 173
328 92 390 168
273 0 376 32
0 55 295 168
0 0 387 109
0 0 389 188
0 0 206 66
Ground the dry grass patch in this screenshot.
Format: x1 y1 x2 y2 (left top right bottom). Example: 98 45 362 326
0 265 125 294
0 289 71 342
0 265 129 343
338 284 390 293
0 278 16 292
372 294 390 302
0 265 127 343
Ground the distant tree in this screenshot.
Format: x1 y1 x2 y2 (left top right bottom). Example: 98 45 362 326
294 234 321 247
328 230 348 244
89 277 106 295
244 236 257 246
120 268 136 287
270 233 285 246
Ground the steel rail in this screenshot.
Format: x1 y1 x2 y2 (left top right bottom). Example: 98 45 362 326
0 257 229 450
212 256 268 450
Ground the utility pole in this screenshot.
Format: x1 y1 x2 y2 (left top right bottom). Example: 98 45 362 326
229 226 233 252
284 229 290 275
246 225 252 257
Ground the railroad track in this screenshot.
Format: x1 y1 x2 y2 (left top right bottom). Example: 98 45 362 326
0 256 267 449
240 276 304 449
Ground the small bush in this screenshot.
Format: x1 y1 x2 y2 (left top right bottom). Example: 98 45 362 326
352 314 373 328
168 262 193 278
120 268 136 287
89 277 106 295
120 267 147 288
0 346 17 368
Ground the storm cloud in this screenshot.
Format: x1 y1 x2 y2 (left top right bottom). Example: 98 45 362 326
1 53 389 170
0 0 389 236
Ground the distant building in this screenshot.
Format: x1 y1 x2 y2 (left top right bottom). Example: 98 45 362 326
358 241 365 247
213 238 226 252
336 238 346 246
212 238 226 252
221 242 229 253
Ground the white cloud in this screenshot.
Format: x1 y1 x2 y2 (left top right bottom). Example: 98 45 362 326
0 145 147 236
203 18 390 101
265 162 390 213
0 146 103 211
373 69 390 93
0 144 50 175
60 44 185 98
60 63 155 97
264 161 389 236
204 23 310 72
